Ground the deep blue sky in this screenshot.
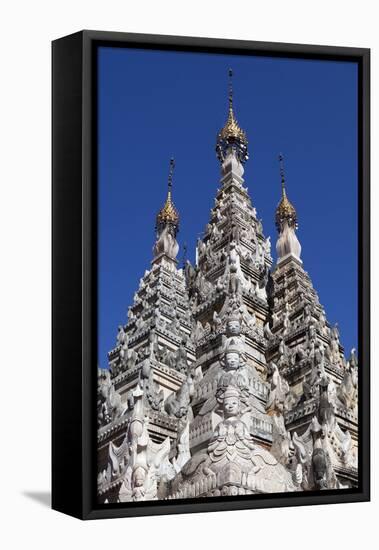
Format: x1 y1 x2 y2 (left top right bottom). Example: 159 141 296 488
98 46 358 370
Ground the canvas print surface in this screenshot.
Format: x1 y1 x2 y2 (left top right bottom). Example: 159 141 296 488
97 47 358 504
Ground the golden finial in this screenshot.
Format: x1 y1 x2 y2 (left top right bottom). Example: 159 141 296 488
156 158 179 230
275 153 297 232
216 69 248 163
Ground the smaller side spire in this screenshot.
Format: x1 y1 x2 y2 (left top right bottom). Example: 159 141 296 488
275 154 301 263
153 158 180 262
216 69 248 164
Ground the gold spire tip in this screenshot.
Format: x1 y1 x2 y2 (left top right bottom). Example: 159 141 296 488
216 69 248 164
156 157 179 227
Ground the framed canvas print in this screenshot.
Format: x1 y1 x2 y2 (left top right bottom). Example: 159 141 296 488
52 30 370 520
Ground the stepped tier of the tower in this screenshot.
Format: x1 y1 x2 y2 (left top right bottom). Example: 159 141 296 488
267 254 346 380
177 149 281 477
108 258 195 379
97 252 199 502
186 150 272 373
268 253 355 400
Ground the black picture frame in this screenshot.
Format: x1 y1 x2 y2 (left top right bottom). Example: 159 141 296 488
52 30 370 520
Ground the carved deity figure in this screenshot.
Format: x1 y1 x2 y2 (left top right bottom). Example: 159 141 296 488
303 347 324 401
277 338 290 369
170 385 296 494
229 264 242 297
222 314 245 351
208 386 257 470
117 387 171 502
219 338 249 391
118 328 131 367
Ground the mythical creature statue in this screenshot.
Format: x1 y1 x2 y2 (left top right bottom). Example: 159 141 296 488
164 376 194 419
288 432 308 488
270 414 293 466
153 224 179 260
302 344 326 400
140 359 164 412
310 417 330 489
175 334 190 373
97 369 125 427
264 322 274 340
329 323 342 366
172 422 191 473
116 324 127 347
337 359 358 412
114 386 171 502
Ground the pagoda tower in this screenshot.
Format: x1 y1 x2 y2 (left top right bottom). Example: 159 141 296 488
266 154 358 487
183 69 274 456
97 72 359 503
97 159 196 503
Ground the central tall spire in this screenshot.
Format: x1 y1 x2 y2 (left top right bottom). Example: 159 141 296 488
216 69 248 164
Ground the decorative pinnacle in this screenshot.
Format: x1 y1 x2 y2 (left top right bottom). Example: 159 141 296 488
216 69 248 164
279 153 286 197
228 68 233 110
168 157 175 195
156 157 179 230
